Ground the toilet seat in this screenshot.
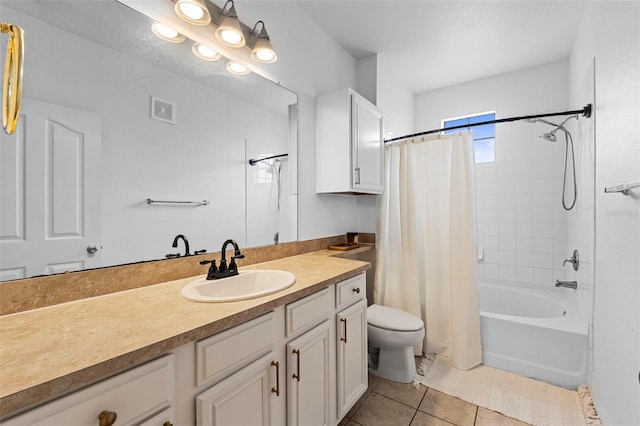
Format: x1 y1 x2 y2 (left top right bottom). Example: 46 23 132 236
367 304 423 332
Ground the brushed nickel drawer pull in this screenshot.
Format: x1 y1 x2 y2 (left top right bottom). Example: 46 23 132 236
271 361 280 396
292 349 301 381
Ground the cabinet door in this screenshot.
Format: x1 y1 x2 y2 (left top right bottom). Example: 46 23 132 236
351 94 383 194
197 353 281 426
287 321 331 426
336 299 368 418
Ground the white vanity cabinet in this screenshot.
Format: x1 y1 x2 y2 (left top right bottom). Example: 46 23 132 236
316 88 384 194
286 322 331 426
2 355 174 426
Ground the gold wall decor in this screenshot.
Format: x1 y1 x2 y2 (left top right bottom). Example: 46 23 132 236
1 21 24 135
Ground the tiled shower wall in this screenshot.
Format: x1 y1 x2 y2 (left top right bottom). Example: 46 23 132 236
475 136 569 285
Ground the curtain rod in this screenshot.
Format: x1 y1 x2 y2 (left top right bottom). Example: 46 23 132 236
384 104 592 144
248 153 289 166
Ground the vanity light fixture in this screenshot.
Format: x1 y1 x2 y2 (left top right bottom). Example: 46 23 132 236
250 21 277 64
175 0 211 26
214 0 245 48
151 22 185 43
226 61 250 75
192 43 221 61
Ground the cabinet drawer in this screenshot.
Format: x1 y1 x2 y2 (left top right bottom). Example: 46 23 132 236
196 312 274 387
336 273 366 310
138 407 173 426
3 355 173 426
285 288 330 337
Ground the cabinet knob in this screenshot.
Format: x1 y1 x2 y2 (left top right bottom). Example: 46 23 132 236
98 411 117 426
352 287 360 294
163 422 174 426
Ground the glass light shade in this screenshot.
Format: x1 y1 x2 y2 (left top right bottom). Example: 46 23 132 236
215 16 245 47
226 61 251 75
151 22 185 43
192 43 221 61
251 37 277 63
175 0 211 26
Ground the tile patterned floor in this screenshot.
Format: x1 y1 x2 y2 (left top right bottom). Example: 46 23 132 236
339 372 533 426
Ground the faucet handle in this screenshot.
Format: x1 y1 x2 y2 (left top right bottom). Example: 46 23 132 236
200 259 219 280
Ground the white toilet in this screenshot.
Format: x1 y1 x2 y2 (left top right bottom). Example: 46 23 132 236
367 304 425 383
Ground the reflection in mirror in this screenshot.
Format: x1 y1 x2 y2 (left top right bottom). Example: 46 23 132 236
0 1 298 282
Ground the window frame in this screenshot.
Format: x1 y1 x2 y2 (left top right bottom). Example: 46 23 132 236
441 110 496 164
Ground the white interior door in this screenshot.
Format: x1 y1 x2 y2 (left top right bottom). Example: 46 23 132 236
0 98 101 281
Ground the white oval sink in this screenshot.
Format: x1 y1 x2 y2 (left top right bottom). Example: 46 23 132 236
180 269 296 302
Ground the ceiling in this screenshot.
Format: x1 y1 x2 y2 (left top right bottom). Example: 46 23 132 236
293 1 587 94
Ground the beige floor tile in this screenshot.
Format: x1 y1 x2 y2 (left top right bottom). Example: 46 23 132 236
368 372 381 389
374 377 427 408
410 411 455 426
418 389 477 426
475 407 531 426
346 389 372 419
351 392 416 426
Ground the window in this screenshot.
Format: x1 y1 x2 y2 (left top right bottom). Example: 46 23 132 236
442 112 495 163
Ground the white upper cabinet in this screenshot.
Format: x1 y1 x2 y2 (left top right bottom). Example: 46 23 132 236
316 88 384 194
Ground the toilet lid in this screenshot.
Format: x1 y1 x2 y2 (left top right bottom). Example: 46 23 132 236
367 304 424 332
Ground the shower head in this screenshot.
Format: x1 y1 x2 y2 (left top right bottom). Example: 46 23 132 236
542 132 557 142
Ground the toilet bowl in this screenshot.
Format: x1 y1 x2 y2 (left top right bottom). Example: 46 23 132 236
367 304 425 383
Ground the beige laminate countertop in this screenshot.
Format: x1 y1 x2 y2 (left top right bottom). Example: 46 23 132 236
0 249 371 418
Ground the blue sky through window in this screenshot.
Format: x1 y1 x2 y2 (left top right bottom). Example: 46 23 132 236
443 112 495 163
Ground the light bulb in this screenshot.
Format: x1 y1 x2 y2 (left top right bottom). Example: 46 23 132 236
174 0 211 26
226 62 250 75
192 43 221 61
151 22 185 43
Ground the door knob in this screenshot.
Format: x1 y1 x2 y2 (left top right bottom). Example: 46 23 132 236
87 245 98 254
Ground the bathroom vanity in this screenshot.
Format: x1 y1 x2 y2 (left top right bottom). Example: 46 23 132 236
0 250 370 425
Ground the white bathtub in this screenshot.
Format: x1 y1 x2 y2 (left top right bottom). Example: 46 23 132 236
478 279 588 389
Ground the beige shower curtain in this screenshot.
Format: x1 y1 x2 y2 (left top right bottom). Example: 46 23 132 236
374 131 482 370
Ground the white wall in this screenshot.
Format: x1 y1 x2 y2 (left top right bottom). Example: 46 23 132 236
414 61 572 287
569 3 640 425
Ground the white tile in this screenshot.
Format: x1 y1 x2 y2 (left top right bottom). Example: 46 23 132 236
533 207 553 223
499 180 517 194
483 264 500 279
499 193 516 209
534 238 553 254
485 180 499 194
533 192 553 207
534 252 553 269
484 208 499 222
499 250 516 265
534 268 553 284
499 237 516 251
553 239 567 255
499 208 515 222
516 237 534 252
483 236 500 250
516 193 535 208
553 222 566 239
533 223 553 238
499 265 516 281
484 249 499 264
516 252 534 267
515 208 534 223
515 267 534 283
515 223 534 237
499 222 516 237
485 222 500 236
484 194 499 209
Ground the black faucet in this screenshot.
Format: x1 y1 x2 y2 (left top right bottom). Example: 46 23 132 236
172 234 190 257
200 239 244 280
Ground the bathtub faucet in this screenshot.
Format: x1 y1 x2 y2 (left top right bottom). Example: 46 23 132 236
555 279 577 290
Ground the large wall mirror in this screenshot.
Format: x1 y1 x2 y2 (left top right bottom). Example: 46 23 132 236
0 0 298 282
